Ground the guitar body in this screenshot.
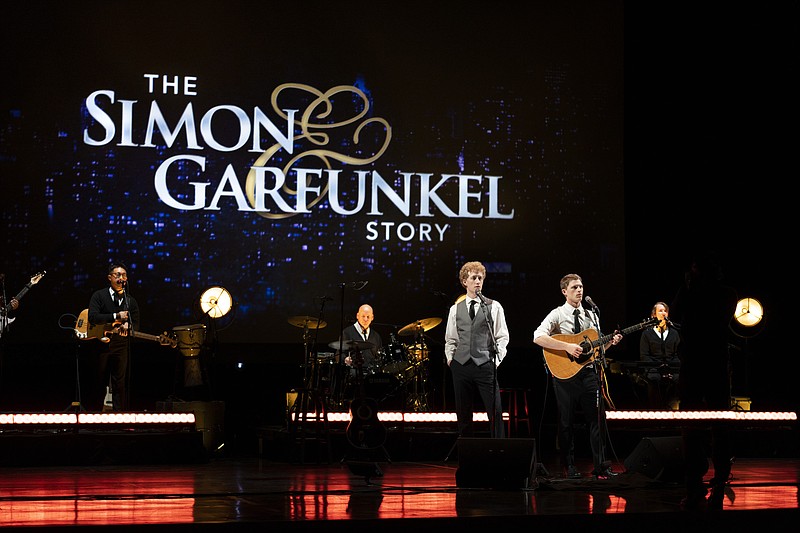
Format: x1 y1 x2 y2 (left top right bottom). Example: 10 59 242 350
542 317 659 380
74 308 177 348
542 329 600 380
346 396 387 449
345 349 387 450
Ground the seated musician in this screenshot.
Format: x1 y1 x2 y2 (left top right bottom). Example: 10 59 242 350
639 301 681 409
338 303 383 376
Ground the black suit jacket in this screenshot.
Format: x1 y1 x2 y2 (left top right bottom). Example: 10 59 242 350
341 324 383 372
89 287 141 334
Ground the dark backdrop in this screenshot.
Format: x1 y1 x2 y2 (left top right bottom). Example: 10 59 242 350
0 3 793 431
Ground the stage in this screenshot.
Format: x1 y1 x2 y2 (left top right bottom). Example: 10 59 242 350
0 452 797 531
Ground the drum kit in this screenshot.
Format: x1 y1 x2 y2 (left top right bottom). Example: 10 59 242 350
287 314 442 412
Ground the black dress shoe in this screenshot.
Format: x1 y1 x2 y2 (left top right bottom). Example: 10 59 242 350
564 465 582 479
593 467 619 480
707 484 725 510
681 495 708 511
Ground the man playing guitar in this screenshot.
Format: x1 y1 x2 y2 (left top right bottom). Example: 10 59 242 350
88 262 140 411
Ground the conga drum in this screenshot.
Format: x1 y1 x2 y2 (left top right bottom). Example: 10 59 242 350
173 324 207 387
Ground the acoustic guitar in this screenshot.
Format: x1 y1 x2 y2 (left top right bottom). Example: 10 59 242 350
74 308 177 348
345 348 387 449
542 317 658 380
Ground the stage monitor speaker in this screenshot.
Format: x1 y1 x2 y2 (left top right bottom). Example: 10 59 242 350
157 400 225 453
455 437 536 489
624 436 684 483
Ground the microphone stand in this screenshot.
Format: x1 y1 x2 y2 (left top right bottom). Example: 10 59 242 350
586 306 610 468
477 293 502 438
311 298 328 395
0 275 8 341
332 283 348 410
121 284 132 411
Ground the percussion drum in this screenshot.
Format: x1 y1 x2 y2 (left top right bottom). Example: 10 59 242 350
172 324 207 357
379 343 408 374
364 372 406 410
406 343 428 363
313 352 337 395
172 324 207 388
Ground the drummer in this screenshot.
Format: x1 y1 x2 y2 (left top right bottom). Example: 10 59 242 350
338 304 383 375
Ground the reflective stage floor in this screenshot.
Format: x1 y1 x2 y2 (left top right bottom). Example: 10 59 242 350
1 447 797 532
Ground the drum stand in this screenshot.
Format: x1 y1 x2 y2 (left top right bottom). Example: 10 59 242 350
404 339 430 412
288 323 332 464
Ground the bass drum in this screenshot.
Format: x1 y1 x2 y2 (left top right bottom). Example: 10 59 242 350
364 372 406 411
379 343 408 374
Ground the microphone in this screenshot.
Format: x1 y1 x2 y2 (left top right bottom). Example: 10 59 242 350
584 296 599 311
476 290 487 304
666 318 681 330
120 280 127 288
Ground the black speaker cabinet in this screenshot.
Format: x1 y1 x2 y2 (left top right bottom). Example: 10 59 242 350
157 400 225 452
624 436 684 483
455 437 536 489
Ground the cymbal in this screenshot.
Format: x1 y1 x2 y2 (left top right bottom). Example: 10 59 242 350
328 339 375 351
398 317 442 336
287 315 327 329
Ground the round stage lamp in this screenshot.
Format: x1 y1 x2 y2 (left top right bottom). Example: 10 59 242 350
200 287 233 319
734 297 763 327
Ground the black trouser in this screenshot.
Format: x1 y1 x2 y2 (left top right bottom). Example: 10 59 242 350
451 359 504 438
679 361 732 497
553 365 606 472
96 338 129 411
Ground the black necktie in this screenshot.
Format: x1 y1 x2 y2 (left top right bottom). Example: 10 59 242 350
573 308 581 334
469 300 476 320
361 327 367 340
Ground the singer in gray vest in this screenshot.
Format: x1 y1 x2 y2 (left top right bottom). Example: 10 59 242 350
444 261 509 438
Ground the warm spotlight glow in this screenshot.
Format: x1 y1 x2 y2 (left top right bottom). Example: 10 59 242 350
200 286 233 318
734 297 763 327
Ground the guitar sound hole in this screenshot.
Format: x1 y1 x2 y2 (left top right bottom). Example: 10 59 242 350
356 404 373 420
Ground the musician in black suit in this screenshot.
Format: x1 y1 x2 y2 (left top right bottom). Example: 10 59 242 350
639 301 681 409
88 262 140 411
671 250 738 510
339 304 383 375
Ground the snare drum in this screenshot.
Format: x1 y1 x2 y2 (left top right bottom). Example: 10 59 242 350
380 343 408 374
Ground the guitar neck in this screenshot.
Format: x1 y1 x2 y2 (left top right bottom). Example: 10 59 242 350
591 320 656 348
2 286 28 314
132 330 159 342
2 273 45 313
14 284 32 301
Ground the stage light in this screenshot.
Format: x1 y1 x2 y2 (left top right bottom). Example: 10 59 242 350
734 297 763 327
200 286 233 318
